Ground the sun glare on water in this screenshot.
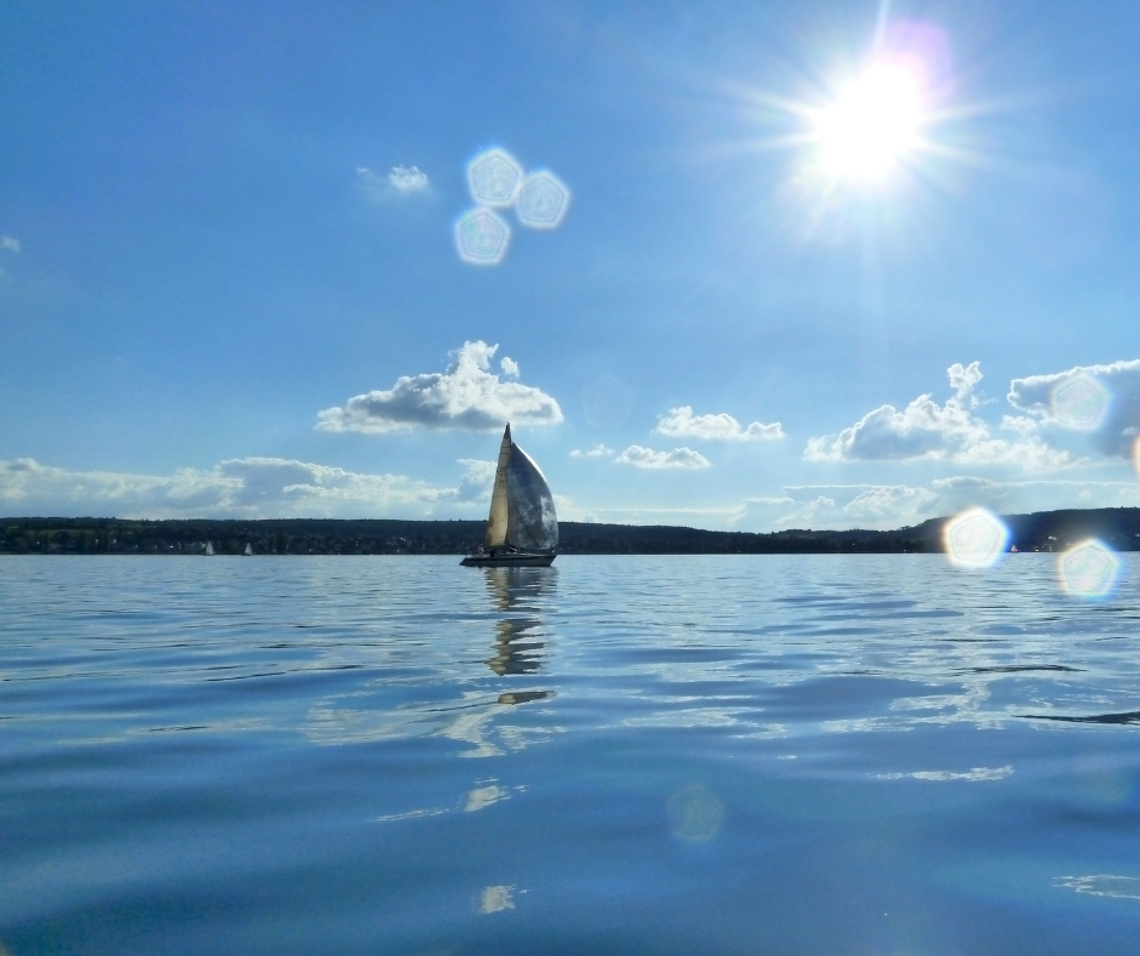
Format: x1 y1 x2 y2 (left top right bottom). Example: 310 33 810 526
816 62 926 180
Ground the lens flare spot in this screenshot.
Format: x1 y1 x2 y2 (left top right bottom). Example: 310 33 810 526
1051 372 1110 431
516 171 570 229
455 208 511 266
467 148 524 208
817 62 924 179
1059 539 1120 599
668 783 724 843
943 508 1010 569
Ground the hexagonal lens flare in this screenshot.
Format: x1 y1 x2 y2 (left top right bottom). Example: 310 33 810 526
1058 539 1120 599
454 208 511 265
943 507 1010 569
516 171 570 229
467 148 524 208
1050 372 1109 431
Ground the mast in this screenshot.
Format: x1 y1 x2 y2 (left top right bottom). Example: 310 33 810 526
484 423 512 548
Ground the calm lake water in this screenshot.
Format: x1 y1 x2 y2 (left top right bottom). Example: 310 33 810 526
4 553 1140 955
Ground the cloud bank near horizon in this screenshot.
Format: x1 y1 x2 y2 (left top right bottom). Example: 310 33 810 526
0 457 490 520
738 477 1140 532
317 341 563 434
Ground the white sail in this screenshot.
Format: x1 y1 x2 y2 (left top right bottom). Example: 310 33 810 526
484 425 512 548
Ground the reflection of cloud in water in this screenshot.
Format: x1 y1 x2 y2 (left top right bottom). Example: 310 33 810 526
374 806 450 823
478 884 518 914
1056 874 1140 901
305 688 561 755
464 779 520 812
375 778 522 825
875 765 1013 782
623 707 744 728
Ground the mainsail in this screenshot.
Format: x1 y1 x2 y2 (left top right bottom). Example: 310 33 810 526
483 424 558 553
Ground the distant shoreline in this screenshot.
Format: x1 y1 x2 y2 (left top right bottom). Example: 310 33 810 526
3 508 1140 555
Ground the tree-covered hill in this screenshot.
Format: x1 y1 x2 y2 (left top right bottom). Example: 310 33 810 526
3 508 1140 555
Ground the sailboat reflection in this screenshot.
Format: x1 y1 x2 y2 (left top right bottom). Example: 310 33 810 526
484 566 556 701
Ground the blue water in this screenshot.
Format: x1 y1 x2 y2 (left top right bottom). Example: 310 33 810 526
4 553 1140 955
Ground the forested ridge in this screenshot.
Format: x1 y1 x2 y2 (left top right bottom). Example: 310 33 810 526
3 509 1140 555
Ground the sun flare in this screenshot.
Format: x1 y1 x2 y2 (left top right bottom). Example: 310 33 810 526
816 62 926 179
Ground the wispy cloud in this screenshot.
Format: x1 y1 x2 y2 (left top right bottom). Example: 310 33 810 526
356 164 430 201
615 445 711 470
805 362 1071 468
317 341 563 434
655 406 783 441
387 165 429 192
738 477 1140 532
0 236 21 253
739 484 939 531
570 444 613 458
0 457 482 519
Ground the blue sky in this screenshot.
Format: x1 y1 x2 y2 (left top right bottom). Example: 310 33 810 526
4 0 1140 531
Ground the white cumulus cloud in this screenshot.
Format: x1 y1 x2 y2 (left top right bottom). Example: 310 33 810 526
1008 358 1140 457
805 362 1071 469
1 236 21 253
615 445 711 470
316 341 563 434
655 406 784 441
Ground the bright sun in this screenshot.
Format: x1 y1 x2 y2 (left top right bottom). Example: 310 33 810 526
816 62 925 179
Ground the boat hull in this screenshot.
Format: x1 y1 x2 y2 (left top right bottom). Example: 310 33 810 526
460 552 556 567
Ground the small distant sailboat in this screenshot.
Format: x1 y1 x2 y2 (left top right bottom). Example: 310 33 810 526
243 543 253 556
204 541 215 556
461 423 558 567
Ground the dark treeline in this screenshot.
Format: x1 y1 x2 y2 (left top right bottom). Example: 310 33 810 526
3 508 1140 555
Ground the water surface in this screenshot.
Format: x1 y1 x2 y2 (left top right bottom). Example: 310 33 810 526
3 554 1140 954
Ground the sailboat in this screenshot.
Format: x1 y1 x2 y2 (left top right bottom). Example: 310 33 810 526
461 423 558 567
204 541 215 556
243 543 253 556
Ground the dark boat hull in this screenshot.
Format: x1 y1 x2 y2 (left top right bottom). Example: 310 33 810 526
460 552 556 567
